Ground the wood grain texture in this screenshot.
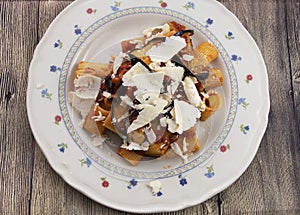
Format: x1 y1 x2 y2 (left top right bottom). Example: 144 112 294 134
0 0 299 214
0 1 39 215
218 0 300 214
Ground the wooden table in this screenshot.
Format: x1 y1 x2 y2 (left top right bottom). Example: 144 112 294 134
1 0 299 214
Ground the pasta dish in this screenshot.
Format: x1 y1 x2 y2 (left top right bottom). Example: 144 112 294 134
68 21 223 166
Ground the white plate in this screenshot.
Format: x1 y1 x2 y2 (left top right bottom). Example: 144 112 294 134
27 0 269 213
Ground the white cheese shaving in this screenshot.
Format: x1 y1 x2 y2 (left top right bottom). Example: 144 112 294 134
146 36 186 62
74 75 102 99
171 142 188 164
182 54 194 62
160 117 167 127
91 114 105 122
120 95 134 108
121 141 150 151
147 180 162 195
122 62 149 83
182 137 188 153
123 72 164 92
167 80 180 95
201 92 210 99
183 76 206 111
143 126 157 143
143 23 170 39
67 91 94 120
91 105 106 121
127 98 168 133
129 40 144 49
36 83 44 89
91 134 107 147
166 99 200 134
134 90 160 104
149 61 184 82
123 72 164 105
113 52 128 74
102 91 111 98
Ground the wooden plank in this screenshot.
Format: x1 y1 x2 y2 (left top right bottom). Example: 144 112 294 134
0 1 39 215
287 0 300 135
218 0 300 213
28 1 131 214
286 0 300 212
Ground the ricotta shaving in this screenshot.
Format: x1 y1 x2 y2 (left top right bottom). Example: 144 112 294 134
113 52 128 74
74 75 101 100
171 142 188 164
147 180 162 195
146 36 186 62
127 98 168 133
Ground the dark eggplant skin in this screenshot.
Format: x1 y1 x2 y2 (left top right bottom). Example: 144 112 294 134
195 71 209 80
171 55 195 80
174 29 194 37
128 53 152 72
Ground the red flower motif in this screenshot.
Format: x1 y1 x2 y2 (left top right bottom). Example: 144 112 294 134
246 74 253 83
161 2 167 8
220 145 227 152
102 180 109 188
55 115 62 122
87 8 93 14
159 0 167 8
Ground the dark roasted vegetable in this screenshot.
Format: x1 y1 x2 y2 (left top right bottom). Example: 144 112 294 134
129 37 166 58
128 53 152 72
174 29 194 37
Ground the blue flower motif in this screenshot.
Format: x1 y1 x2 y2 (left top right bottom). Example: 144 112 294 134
75 28 81 35
74 25 82 35
50 65 57 72
238 98 246 105
127 178 138 189
205 172 215 178
206 18 213 25
41 89 48 97
111 6 119 11
183 2 195 10
86 158 92 167
130 178 137 186
231 54 242 62
157 191 163 196
238 98 249 109
80 157 92 167
111 2 121 12
225 31 235 40
240 124 250 134
41 88 52 100
57 143 67 153
180 178 187 186
54 40 63 49
231 54 238 61
204 165 215 178
187 2 195 9
178 174 188 186
50 65 61 73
